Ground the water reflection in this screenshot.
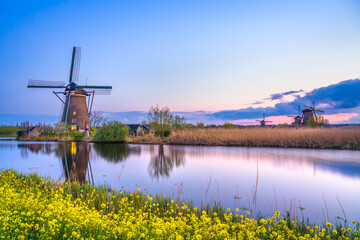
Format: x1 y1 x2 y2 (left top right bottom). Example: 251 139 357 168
93 143 140 162
55 143 91 183
148 145 186 180
18 143 53 158
2 141 360 222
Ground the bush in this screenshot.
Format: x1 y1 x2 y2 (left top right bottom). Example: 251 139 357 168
223 122 233 129
70 132 84 141
94 121 129 142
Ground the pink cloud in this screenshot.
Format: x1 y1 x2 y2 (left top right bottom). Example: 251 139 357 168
323 113 358 123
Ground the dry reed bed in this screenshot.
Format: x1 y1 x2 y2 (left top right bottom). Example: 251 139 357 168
167 127 360 149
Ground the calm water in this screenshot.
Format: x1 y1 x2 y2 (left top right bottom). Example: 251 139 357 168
1 140 360 223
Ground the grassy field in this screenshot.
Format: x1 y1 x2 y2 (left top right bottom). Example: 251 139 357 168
165 127 360 150
0 169 359 239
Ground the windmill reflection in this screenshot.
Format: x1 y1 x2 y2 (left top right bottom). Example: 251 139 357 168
54 142 93 184
148 145 186 179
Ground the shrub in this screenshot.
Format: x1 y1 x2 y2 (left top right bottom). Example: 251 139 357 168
94 121 129 142
223 122 234 129
54 122 69 135
70 132 84 141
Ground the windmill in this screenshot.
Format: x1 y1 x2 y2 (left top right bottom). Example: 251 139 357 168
28 47 112 132
256 113 272 127
287 106 303 125
301 91 324 125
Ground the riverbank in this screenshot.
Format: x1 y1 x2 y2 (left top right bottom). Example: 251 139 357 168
0 169 359 239
17 126 360 150
128 126 360 150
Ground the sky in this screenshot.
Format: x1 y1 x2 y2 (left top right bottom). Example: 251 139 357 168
1 0 360 124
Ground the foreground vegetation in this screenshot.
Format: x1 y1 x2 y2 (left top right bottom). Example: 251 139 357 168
0 170 359 239
149 127 360 150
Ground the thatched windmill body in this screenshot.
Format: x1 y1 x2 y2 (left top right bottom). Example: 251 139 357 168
28 47 112 132
256 113 272 127
301 91 324 125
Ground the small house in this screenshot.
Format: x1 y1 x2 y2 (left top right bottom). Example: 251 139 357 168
17 126 41 138
127 124 152 137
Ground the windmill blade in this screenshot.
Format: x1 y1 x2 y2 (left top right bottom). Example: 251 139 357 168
75 85 112 95
287 115 297 117
69 47 81 84
264 121 272 123
304 106 314 111
315 109 325 113
75 85 112 89
28 79 66 88
62 93 71 123
312 91 315 109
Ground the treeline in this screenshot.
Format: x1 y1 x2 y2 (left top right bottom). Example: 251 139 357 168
0 126 20 137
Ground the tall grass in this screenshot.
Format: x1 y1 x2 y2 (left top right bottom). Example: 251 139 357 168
167 127 360 149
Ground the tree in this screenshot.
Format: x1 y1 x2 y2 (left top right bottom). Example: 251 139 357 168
41 124 54 135
147 105 173 138
196 122 205 129
94 121 129 142
307 115 328 128
171 115 186 130
223 122 234 129
54 122 69 135
90 111 107 128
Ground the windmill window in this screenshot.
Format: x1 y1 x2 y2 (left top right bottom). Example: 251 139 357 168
72 119 76 123
73 103 77 106
73 111 76 115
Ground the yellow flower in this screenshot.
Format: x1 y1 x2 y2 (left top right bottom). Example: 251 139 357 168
326 222 332 228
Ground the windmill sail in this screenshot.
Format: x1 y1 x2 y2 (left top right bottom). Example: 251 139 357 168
28 80 66 88
28 47 113 131
70 47 81 83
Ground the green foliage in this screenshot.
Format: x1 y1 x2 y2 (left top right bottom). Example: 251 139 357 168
91 126 97 132
147 105 173 138
223 122 234 129
307 115 328 128
94 121 129 142
40 124 54 135
277 123 289 128
70 132 84 141
196 122 205 129
0 126 19 137
171 115 186 130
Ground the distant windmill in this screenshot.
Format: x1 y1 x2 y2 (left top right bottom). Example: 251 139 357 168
256 113 272 127
28 47 112 132
301 91 324 125
287 106 303 125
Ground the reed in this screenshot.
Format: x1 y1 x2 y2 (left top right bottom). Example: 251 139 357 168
167 127 360 149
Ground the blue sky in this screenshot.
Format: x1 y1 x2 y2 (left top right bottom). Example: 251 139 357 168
1 0 360 124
